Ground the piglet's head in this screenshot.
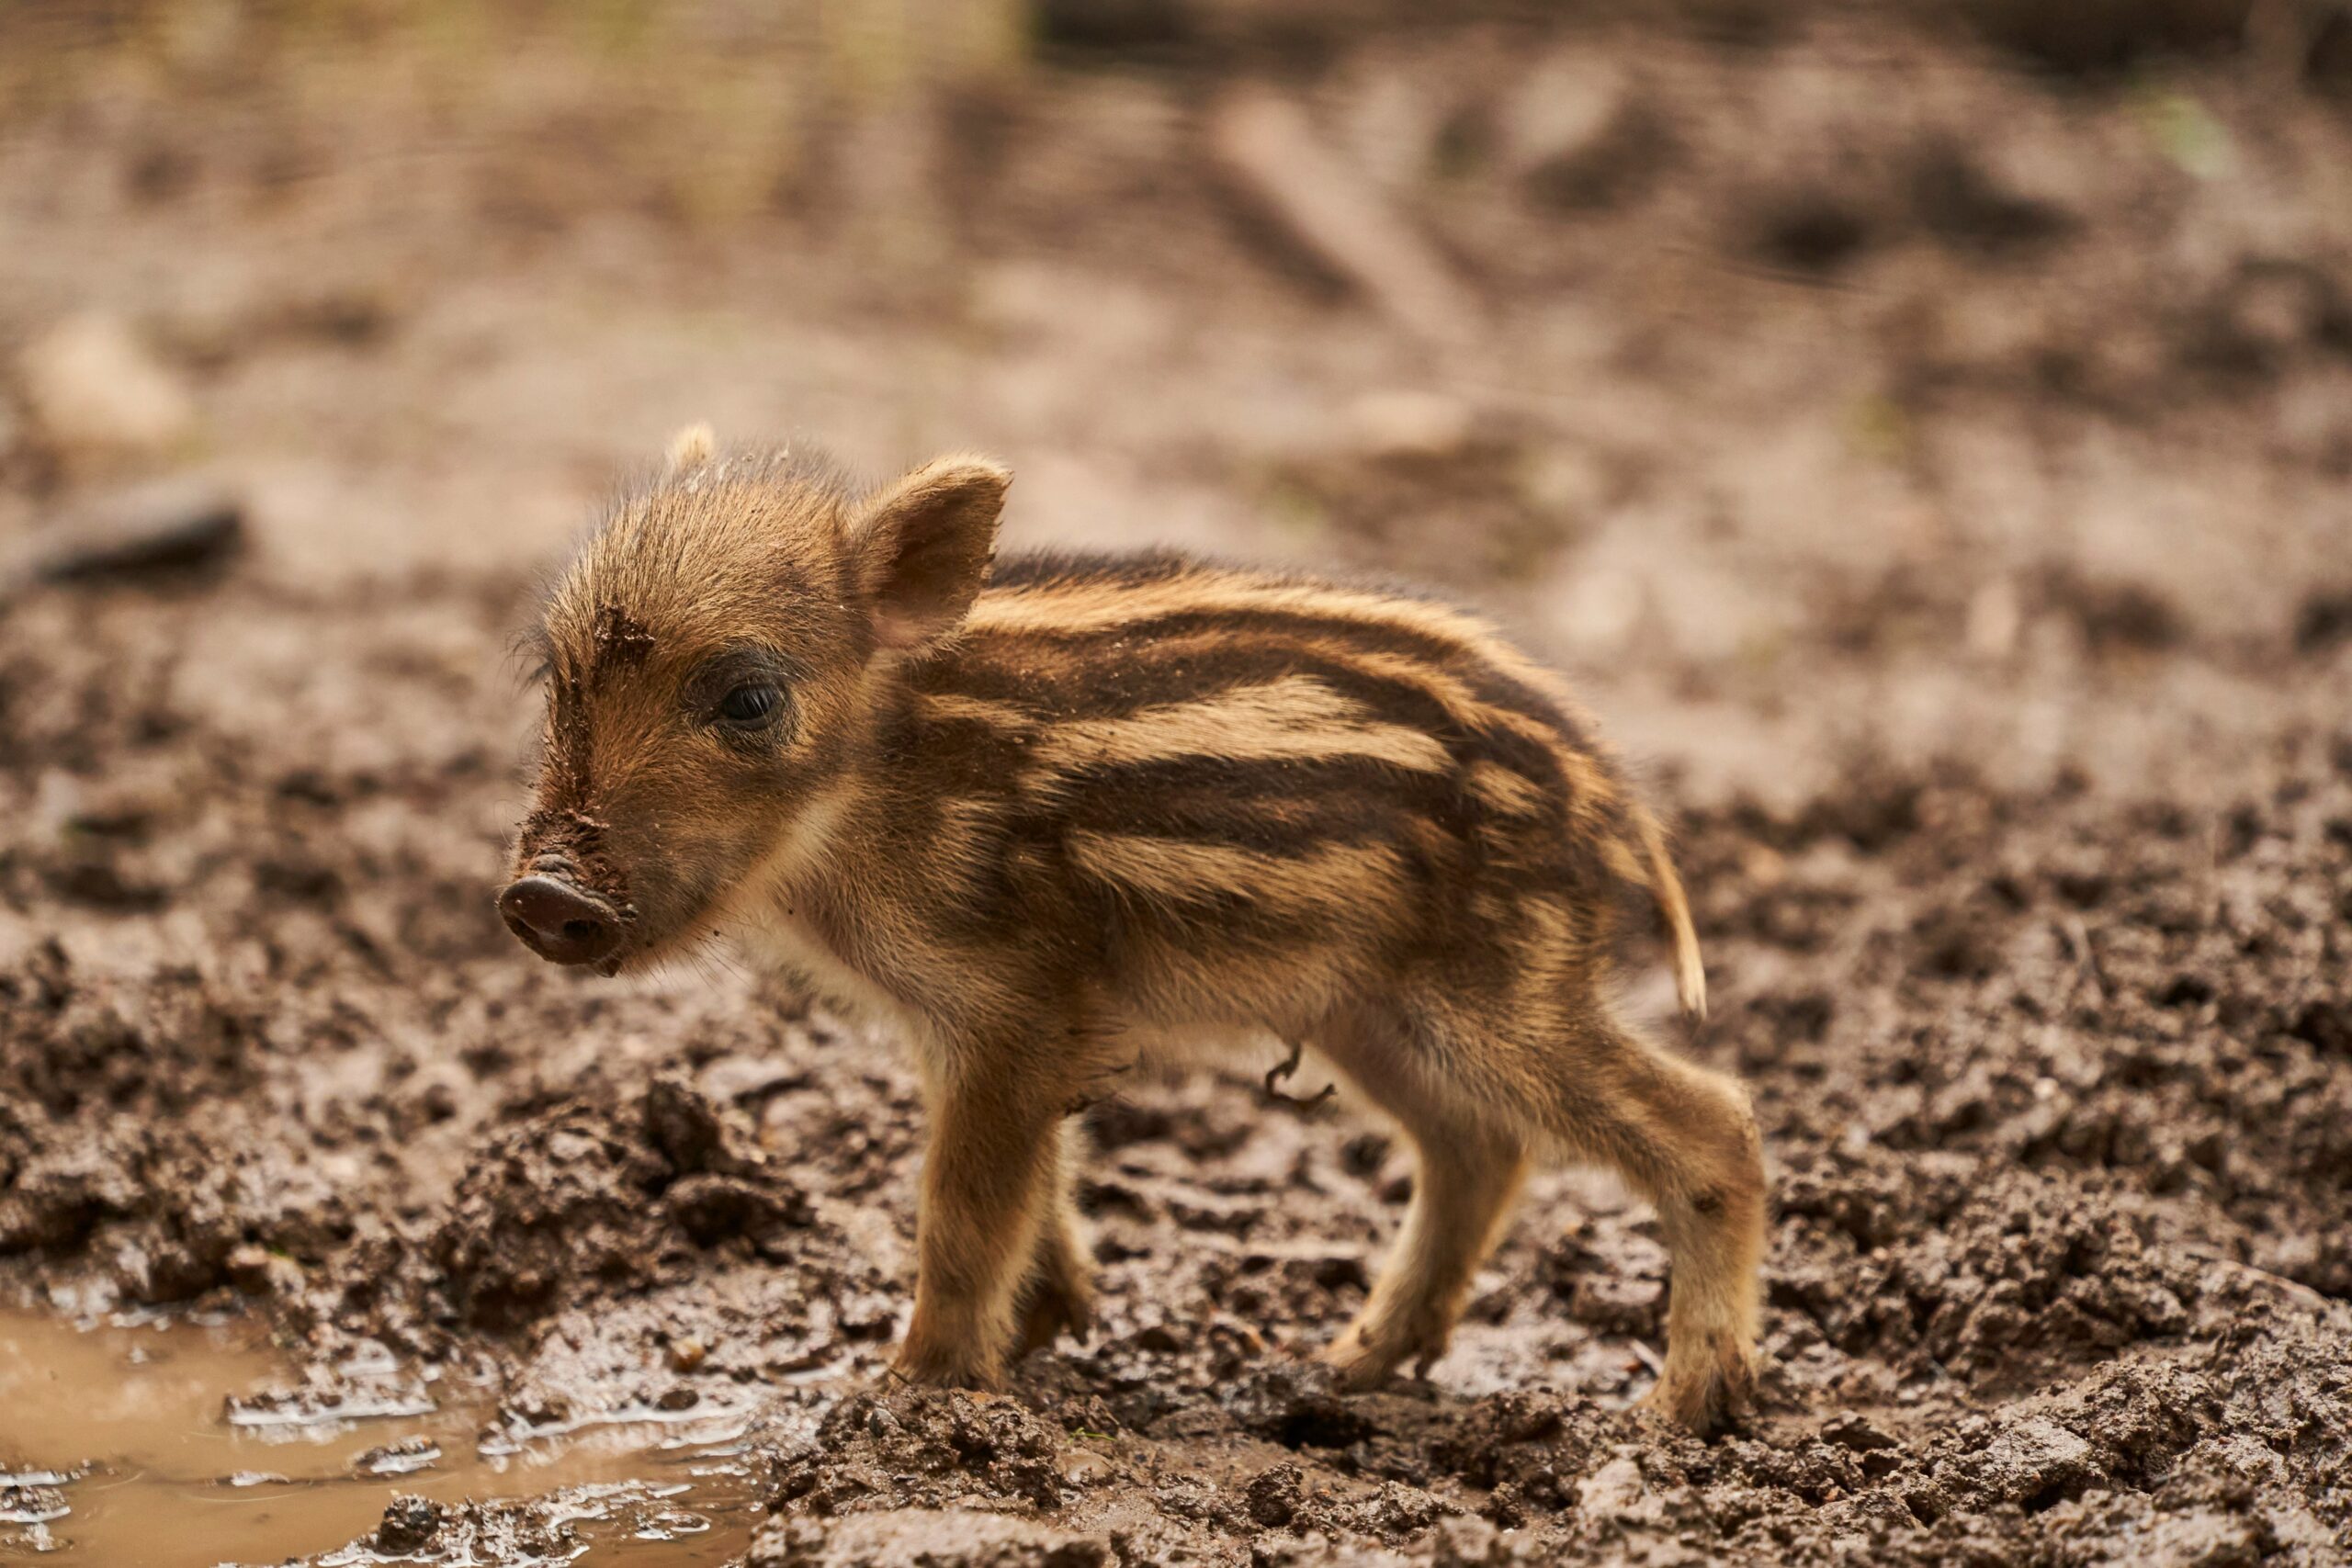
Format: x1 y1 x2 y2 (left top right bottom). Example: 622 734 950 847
501 434 1010 974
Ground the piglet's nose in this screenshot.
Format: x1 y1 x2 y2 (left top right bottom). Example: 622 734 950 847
498 875 622 966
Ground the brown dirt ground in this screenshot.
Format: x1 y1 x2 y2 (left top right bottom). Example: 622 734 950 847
3 4 2351 1564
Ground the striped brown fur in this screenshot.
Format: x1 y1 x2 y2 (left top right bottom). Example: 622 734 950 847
502 440 1764 1433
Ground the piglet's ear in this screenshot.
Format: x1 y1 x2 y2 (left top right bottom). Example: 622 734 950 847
851 455 1010 651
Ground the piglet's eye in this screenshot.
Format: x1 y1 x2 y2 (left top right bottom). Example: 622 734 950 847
717 682 784 728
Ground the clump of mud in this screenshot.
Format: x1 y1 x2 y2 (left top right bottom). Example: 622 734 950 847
434 1077 812 1329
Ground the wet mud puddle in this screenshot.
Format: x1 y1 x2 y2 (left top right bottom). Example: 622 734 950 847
0 1307 763 1566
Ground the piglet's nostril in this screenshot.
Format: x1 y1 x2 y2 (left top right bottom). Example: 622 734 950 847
498 874 622 966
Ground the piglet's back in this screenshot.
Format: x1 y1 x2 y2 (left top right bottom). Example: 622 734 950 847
876 550 1692 1006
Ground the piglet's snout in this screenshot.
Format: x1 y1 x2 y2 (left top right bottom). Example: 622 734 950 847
498 874 622 966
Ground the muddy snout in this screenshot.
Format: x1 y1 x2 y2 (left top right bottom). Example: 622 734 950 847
498 860 623 967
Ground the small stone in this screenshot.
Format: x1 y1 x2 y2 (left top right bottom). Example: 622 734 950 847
226 1244 273 1292
9 475 243 592
240 1245 301 1298
1576 1454 1662 1525
374 1495 443 1553
418 1080 459 1123
655 1385 699 1412
1500 55 1629 175
353 1438 440 1478
1345 389 1477 461
1433 1512 1503 1566
15 312 197 464
1245 1461 1305 1528
666 1337 708 1374
1962 1417 2098 1506
644 1075 726 1175
1502 52 1666 211
1060 1448 1114 1486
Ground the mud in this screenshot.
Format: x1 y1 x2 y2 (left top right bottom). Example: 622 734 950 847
1 4 2349 1565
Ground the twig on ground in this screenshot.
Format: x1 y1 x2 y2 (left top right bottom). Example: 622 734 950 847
1209 83 1482 346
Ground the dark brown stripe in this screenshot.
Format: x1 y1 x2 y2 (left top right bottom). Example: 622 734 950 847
977 603 1589 750
925 633 1573 800
985 548 1204 592
1017 751 1474 855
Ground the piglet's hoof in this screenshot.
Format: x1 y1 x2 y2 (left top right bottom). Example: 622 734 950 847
1018 1279 1095 1354
1636 1334 1758 1438
887 1342 1002 1393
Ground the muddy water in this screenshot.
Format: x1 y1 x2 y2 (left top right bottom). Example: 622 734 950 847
0 1308 763 1567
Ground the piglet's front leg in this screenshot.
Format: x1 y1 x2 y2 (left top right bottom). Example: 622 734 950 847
891 1049 1074 1389
1016 1121 1096 1354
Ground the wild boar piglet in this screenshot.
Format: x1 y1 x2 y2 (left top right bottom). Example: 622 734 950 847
502 432 1766 1433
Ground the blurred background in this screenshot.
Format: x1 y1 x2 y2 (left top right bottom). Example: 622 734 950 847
3 5 2352 1565
4 0 2347 805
